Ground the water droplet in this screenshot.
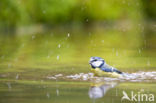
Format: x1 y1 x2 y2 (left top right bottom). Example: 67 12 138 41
8 64 11 68
116 88 118 96
67 33 70 37
112 48 115 52
116 51 118 56
57 55 60 60
32 35 35 40
7 82 11 90
46 92 50 98
56 89 59 96
58 44 61 48
72 68 74 71
147 60 150 66
86 19 88 22
16 74 19 80
47 55 50 59
43 10 46 14
101 40 104 43
138 49 141 54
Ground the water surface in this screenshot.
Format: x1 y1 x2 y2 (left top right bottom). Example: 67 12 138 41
0 29 156 103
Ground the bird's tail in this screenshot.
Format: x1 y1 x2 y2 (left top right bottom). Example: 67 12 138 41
113 69 122 74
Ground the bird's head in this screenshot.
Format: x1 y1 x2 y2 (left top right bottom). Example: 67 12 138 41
89 57 105 68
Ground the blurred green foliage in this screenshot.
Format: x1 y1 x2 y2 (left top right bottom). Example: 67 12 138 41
0 0 155 29
142 0 156 20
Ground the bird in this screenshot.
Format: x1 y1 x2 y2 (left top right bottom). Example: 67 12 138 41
89 82 118 99
89 56 123 77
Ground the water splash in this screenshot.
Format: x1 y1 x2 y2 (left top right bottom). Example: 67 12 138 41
66 73 94 80
55 74 63 77
47 71 156 82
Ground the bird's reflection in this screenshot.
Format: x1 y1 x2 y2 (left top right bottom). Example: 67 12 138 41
88 82 118 99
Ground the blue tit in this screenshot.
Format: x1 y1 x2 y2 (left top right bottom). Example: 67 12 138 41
89 57 123 77
89 82 117 99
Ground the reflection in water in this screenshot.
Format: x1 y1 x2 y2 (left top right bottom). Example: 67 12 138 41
88 82 118 99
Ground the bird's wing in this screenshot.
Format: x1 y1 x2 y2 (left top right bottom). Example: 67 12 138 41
101 64 122 74
101 67 113 72
104 63 113 69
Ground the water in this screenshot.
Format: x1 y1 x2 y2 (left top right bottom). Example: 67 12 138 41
0 71 156 103
48 71 156 82
0 79 155 103
0 29 156 103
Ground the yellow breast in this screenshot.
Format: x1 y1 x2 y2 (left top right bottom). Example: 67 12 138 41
91 68 122 78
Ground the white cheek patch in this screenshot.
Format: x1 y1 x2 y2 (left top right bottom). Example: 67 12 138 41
92 61 103 67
